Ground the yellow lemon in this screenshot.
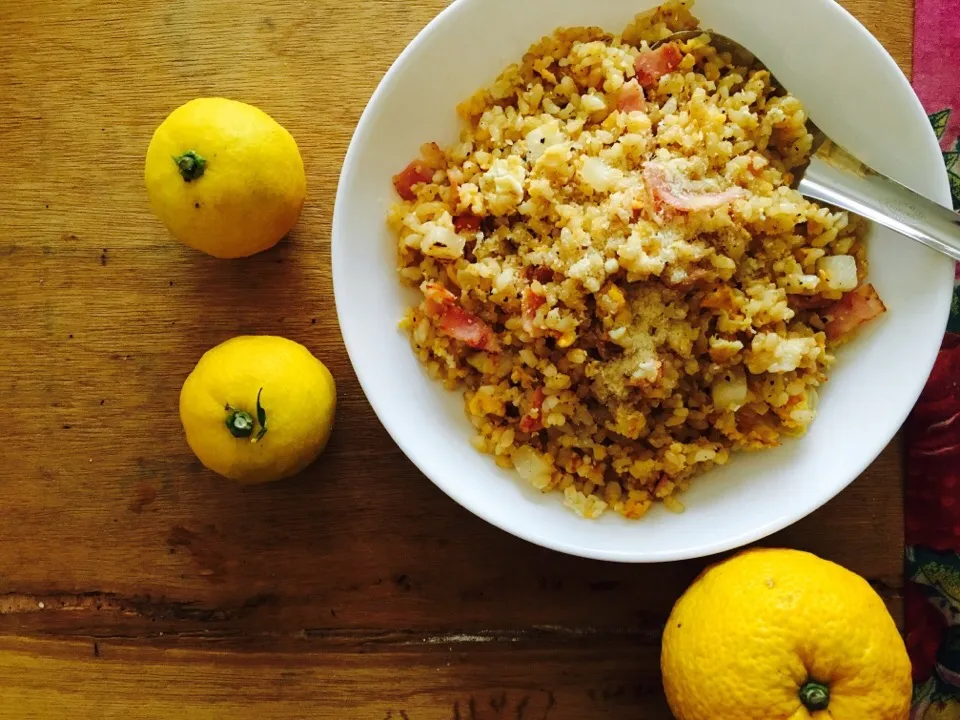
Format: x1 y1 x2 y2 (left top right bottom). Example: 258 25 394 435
145 98 306 258
179 336 335 483
662 548 911 720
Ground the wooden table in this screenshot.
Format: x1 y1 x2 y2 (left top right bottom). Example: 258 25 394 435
0 0 913 716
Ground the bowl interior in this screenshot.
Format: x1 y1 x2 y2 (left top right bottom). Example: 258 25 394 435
333 0 954 561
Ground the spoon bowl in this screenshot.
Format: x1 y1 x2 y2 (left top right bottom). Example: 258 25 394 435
657 30 960 260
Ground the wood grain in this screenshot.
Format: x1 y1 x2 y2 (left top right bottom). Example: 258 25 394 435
0 0 914 716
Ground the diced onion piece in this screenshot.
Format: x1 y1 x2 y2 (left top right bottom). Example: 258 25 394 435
512 446 553 490
420 220 466 260
579 156 622 193
580 93 607 114
712 372 748 410
525 120 565 163
818 255 858 292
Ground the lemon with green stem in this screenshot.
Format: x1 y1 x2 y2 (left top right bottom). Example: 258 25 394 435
661 548 911 720
179 336 336 483
145 97 306 258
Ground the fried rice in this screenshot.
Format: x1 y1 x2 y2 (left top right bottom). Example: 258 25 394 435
387 0 886 519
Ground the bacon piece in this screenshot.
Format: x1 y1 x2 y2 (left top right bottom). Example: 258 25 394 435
824 283 887 341
634 43 683 89
521 287 546 335
392 143 446 201
392 159 433 201
643 163 744 213
519 388 545 433
454 212 482 234
616 79 646 113
422 283 501 353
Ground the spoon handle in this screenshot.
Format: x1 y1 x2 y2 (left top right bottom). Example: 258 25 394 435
797 142 960 262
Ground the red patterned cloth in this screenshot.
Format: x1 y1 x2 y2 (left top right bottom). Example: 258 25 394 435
905 1 960 715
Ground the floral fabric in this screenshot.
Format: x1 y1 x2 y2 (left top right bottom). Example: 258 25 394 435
906 1 960 715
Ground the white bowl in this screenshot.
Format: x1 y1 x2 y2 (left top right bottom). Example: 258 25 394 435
333 0 954 561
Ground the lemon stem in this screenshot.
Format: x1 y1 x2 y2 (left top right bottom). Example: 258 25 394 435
173 150 206 182
799 681 830 712
253 388 268 442
225 409 255 438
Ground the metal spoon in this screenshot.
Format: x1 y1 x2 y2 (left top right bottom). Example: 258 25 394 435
654 30 960 261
